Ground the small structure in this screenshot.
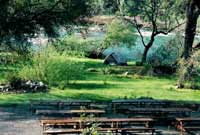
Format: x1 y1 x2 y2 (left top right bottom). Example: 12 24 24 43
86 50 104 59
104 53 127 66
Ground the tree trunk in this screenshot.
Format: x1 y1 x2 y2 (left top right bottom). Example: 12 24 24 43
141 45 151 64
141 34 155 65
183 0 199 59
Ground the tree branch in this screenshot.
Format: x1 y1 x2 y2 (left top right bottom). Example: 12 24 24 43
133 17 146 47
155 22 185 35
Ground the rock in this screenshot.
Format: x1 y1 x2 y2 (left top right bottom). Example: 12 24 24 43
87 68 98 72
0 80 48 93
123 72 129 76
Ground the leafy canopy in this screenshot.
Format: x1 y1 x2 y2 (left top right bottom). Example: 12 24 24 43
103 18 137 48
0 0 91 45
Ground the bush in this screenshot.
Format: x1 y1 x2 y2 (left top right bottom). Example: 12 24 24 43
103 18 137 48
149 33 183 66
18 47 85 86
52 35 102 57
177 50 200 89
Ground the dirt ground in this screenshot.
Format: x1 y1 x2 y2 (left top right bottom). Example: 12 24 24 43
0 105 191 135
0 106 42 135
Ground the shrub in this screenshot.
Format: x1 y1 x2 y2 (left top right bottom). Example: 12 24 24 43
149 33 183 66
138 64 154 76
52 35 102 57
103 18 137 48
18 47 85 86
177 50 200 89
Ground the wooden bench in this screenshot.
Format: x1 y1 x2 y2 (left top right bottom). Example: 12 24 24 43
41 118 81 130
93 118 154 128
41 117 154 133
30 100 92 112
36 109 105 117
112 99 171 108
176 117 200 132
112 100 200 111
43 127 155 135
117 107 192 117
43 129 83 135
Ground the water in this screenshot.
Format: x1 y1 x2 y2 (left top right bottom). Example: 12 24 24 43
84 28 173 61
30 26 174 61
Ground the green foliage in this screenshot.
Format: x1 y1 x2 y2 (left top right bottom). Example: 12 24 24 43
149 34 184 66
2 57 200 105
178 50 200 89
52 35 102 57
123 0 185 27
0 0 91 51
139 64 154 76
18 47 85 86
90 0 120 15
103 18 137 48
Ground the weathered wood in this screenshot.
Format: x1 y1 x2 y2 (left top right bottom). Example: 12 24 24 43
30 100 92 112
36 109 105 117
176 117 200 133
43 127 155 135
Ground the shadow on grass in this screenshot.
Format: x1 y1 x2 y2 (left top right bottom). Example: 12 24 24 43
66 83 114 90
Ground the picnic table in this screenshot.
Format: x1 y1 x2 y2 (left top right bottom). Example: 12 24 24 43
41 118 80 130
117 107 192 117
30 100 92 112
43 128 155 135
176 117 200 132
112 99 171 109
93 117 154 128
41 117 155 135
36 109 105 117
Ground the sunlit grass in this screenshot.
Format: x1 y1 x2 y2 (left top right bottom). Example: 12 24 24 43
0 57 200 105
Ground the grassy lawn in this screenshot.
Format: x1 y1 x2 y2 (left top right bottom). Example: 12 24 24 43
0 58 200 105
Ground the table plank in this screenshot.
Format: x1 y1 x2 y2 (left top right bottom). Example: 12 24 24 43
127 108 192 113
176 117 200 122
41 117 154 125
36 109 105 115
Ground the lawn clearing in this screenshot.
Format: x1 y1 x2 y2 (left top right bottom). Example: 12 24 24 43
0 58 200 105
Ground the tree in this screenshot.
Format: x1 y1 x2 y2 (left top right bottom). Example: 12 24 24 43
103 18 137 48
123 0 185 64
89 0 121 15
177 0 200 88
0 0 91 53
183 0 200 59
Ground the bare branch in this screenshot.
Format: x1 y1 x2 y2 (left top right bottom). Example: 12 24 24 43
133 17 146 47
155 22 185 35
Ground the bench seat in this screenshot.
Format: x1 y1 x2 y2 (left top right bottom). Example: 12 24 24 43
43 127 155 135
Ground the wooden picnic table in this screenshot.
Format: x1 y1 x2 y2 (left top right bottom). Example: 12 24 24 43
43 127 156 135
112 99 172 109
128 108 192 112
176 117 200 132
94 117 154 128
112 99 171 104
30 100 93 112
36 109 105 117
41 117 155 135
117 107 192 117
41 117 154 129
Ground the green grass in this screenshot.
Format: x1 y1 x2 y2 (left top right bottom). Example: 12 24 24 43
0 57 200 105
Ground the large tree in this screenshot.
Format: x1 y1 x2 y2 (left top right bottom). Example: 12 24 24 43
123 0 185 64
177 0 200 88
0 0 91 52
183 0 200 59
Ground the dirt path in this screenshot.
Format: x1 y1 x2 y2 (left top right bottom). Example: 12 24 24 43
0 106 42 135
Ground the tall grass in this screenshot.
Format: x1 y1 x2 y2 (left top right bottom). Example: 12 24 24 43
18 47 85 86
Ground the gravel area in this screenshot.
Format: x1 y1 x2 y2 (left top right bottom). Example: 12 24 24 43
0 106 42 135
